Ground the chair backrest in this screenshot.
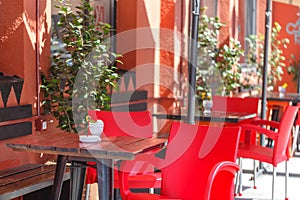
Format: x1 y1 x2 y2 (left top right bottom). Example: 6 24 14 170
212 96 259 116
161 122 241 200
212 96 259 144
275 105 298 162
88 110 153 138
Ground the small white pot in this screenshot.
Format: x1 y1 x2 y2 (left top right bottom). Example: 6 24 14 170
89 120 104 136
203 100 213 114
278 86 286 93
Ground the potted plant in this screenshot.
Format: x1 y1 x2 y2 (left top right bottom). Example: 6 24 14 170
216 39 244 96
196 8 243 98
42 0 120 134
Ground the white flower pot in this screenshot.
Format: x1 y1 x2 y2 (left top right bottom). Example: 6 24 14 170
203 100 213 115
89 120 104 136
278 86 286 97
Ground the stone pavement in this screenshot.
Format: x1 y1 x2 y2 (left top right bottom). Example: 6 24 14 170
235 152 300 200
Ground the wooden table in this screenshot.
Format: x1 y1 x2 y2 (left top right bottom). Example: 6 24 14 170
262 92 300 150
266 92 300 104
6 131 166 200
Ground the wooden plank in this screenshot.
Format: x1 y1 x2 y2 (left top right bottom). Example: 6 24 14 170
117 138 166 154
110 90 148 111
110 90 147 104
0 122 32 140
0 105 32 140
0 164 42 179
0 166 70 200
0 165 56 187
0 105 32 122
111 102 147 112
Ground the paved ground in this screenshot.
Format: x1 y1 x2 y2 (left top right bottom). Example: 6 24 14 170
235 152 300 200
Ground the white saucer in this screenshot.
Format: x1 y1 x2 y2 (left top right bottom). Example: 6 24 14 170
79 135 101 143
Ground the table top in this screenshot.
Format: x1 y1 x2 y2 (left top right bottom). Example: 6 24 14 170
153 110 257 123
6 131 166 160
264 92 300 103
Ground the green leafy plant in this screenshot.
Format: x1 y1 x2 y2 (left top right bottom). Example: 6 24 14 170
197 8 224 71
245 22 289 90
217 39 244 96
287 54 300 86
42 0 120 133
196 8 223 99
196 8 243 97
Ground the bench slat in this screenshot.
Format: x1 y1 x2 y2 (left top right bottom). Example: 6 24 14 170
0 165 56 187
0 164 70 200
0 163 43 179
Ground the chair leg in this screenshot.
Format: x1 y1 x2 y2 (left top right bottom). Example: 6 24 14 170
238 158 243 196
149 188 154 194
292 125 299 154
85 184 91 200
234 159 240 196
253 160 257 189
285 161 289 200
298 131 300 152
296 125 300 152
272 166 276 200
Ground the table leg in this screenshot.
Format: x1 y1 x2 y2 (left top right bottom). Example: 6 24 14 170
51 155 67 200
96 159 114 200
70 161 86 200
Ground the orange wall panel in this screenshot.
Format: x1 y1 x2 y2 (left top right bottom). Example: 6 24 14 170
0 0 24 77
257 0 267 36
117 0 137 70
273 2 300 92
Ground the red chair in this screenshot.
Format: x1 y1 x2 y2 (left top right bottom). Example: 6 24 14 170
212 96 260 121
85 110 162 200
212 96 260 142
118 122 241 200
292 103 300 153
211 96 260 194
237 105 299 200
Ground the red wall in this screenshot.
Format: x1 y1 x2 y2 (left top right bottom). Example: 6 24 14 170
0 0 51 169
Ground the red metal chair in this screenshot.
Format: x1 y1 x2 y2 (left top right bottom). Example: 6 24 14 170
237 105 299 200
118 122 241 200
85 110 162 200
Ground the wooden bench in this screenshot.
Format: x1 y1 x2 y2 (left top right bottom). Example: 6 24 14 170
0 163 70 200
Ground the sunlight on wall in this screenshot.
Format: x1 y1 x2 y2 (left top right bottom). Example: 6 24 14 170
0 14 23 43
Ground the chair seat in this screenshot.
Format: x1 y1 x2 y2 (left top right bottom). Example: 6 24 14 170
127 193 181 200
114 171 161 188
238 143 289 167
86 166 161 188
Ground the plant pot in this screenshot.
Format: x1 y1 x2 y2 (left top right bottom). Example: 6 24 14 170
278 86 286 97
203 100 213 115
89 120 104 136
